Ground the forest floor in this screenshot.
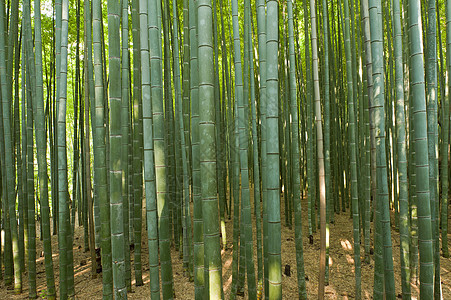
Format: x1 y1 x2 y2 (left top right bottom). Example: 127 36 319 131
1 192 450 299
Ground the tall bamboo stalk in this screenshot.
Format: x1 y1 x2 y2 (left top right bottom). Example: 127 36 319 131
230 0 256 297
392 0 411 296
139 0 160 296
368 0 396 297
32 0 56 296
131 0 144 286
343 0 361 296
309 0 327 297
288 1 306 298
266 0 282 298
443 0 451 260
197 0 223 297
121 0 132 290
148 0 174 297
56 0 74 296
107 0 127 297
93 0 113 296
408 0 434 297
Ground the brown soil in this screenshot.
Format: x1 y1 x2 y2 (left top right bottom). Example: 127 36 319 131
1 195 450 299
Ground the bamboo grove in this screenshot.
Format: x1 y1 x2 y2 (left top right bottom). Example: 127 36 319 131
0 0 449 299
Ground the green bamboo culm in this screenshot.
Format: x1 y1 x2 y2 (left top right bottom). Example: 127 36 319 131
172 0 192 283
197 0 223 297
322 0 332 285
24 21 37 298
54 0 63 241
162 0 179 257
131 0 144 286
368 0 396 297
121 0 132 291
214 0 227 255
18 32 28 280
12 5 23 278
230 0 256 297
360 0 373 265
443 0 451 260
287 0 307 298
425 0 441 296
66 0 76 292
232 0 256 298
5 0 22 292
22 1 36 297
256 0 268 296
392 0 411 296
25 62 36 297
15 35 25 279
107 0 127 298
343 0 361 297
0 0 21 294
161 0 178 259
89 0 102 248
181 0 194 278
245 0 260 295
138 0 160 297
303 0 315 240
408 0 435 298
0 105 6 285
7 0 20 272
246 3 262 298
21 37 35 297
436 1 446 267
83 2 97 276
255 1 268 297
93 0 113 296
56 0 74 296
183 0 191 270
266 0 282 298
32 0 57 297
309 0 327 296
230 84 241 300
190 0 205 297
73 0 81 242
148 0 175 298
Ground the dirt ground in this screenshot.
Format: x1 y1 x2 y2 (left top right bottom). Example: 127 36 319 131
1 194 450 299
